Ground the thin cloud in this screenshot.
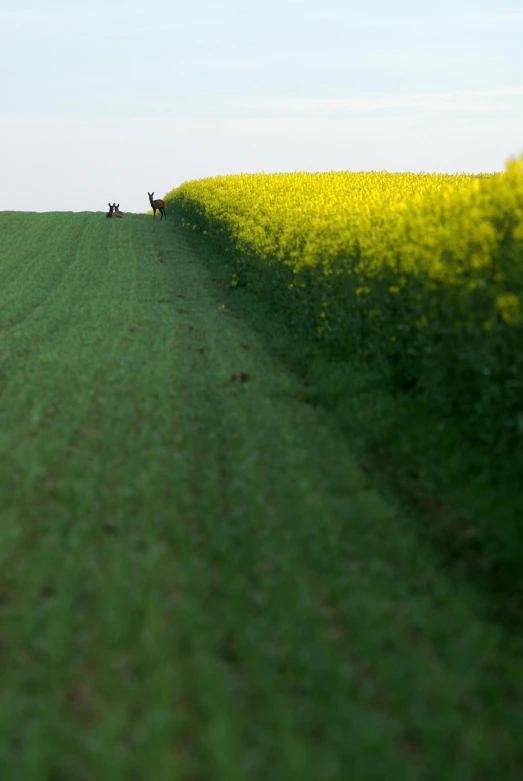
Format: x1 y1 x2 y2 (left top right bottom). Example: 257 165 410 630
0 8 228 43
308 10 523 28
469 12 523 22
408 11 523 24
244 87 523 116
279 10 523 28
0 7 144 22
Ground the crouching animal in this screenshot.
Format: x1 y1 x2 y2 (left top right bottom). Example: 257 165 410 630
106 203 123 218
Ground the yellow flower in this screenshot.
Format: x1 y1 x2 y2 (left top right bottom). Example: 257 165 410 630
496 293 521 325
164 156 523 369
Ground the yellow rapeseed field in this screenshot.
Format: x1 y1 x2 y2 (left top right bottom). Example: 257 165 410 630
165 157 523 446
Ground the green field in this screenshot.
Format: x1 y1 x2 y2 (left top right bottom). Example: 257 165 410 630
1 211 523 780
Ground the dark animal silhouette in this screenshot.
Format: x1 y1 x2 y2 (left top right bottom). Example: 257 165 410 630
107 202 122 219
148 192 166 220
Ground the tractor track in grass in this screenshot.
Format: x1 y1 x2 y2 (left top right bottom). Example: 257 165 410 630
0 211 522 780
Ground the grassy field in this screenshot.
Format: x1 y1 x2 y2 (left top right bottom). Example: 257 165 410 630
1 211 523 780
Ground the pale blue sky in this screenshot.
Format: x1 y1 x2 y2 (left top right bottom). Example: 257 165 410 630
1 0 521 211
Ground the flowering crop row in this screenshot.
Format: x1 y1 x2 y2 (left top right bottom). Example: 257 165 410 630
165 159 523 448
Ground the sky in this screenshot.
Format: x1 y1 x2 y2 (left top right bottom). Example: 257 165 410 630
0 0 521 212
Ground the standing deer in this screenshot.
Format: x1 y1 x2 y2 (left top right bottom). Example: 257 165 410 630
148 192 166 220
